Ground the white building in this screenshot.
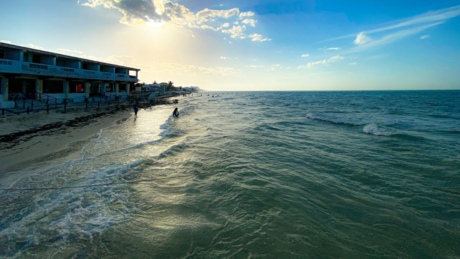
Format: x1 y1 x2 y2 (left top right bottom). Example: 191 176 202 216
142 84 164 94
0 43 140 108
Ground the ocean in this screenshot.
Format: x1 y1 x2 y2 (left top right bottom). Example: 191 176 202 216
1 91 459 258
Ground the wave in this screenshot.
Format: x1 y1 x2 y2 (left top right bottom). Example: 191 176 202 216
362 123 427 141
306 112 364 126
363 123 394 136
0 159 143 258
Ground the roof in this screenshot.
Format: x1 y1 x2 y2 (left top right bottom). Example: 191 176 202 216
0 42 140 71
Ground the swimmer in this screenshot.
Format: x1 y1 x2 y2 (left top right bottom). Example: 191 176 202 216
173 107 179 117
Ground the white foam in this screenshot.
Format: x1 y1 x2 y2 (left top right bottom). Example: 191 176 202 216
0 159 142 258
363 123 393 136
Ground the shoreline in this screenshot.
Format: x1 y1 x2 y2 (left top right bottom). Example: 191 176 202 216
0 95 182 186
0 109 133 184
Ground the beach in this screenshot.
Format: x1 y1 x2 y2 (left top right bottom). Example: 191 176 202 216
1 91 460 258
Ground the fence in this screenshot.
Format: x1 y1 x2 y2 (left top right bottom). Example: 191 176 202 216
2 91 185 117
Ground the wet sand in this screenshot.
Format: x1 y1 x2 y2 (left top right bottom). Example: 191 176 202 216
0 110 133 188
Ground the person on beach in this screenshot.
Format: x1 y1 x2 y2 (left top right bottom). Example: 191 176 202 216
134 104 139 116
173 108 179 117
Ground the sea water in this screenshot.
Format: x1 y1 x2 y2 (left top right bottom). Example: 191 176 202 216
0 91 459 258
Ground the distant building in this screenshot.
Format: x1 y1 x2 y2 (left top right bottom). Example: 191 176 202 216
142 84 164 94
159 82 168 92
0 43 140 108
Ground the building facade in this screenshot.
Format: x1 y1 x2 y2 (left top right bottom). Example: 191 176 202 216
0 43 140 108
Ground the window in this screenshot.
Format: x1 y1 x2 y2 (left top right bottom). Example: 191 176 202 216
32 54 41 64
82 63 88 70
0 50 5 59
56 58 66 67
23 53 30 62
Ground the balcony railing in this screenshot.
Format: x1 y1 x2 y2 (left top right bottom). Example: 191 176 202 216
0 58 137 82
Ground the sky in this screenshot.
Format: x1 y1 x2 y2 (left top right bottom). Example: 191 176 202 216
1 0 460 91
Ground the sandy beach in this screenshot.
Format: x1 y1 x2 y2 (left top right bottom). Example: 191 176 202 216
0 109 134 188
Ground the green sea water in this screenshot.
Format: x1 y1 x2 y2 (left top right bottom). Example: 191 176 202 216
1 91 460 258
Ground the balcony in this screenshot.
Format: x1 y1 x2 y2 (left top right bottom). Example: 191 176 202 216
0 58 138 82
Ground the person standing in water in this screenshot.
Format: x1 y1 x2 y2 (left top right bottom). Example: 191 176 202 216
173 107 179 117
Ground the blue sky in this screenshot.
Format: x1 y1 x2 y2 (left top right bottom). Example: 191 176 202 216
1 0 460 90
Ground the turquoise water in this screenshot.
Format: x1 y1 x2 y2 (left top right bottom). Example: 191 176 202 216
1 91 460 258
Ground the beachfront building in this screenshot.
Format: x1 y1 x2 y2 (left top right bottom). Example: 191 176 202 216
0 43 140 108
160 82 168 92
142 84 165 94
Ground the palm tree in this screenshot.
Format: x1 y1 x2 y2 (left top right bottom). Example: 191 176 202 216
166 81 174 92
153 81 157 84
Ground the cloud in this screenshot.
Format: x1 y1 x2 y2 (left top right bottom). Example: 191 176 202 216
249 33 271 42
301 54 310 58
239 11 255 19
351 22 442 51
81 0 164 25
241 18 257 27
222 25 246 39
298 55 344 69
80 0 269 42
322 4 460 43
247 65 264 68
27 44 45 50
349 62 357 65
57 49 84 55
200 24 219 31
420 34 430 39
196 8 239 19
354 32 371 45
220 56 227 59
326 47 341 50
0 40 12 44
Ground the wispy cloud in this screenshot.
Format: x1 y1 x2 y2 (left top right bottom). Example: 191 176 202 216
420 34 430 39
326 47 341 50
354 33 371 45
247 65 264 68
301 54 310 58
57 48 84 55
249 33 271 42
349 62 357 65
27 44 45 50
220 56 227 60
351 22 442 51
298 55 344 69
322 5 460 43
